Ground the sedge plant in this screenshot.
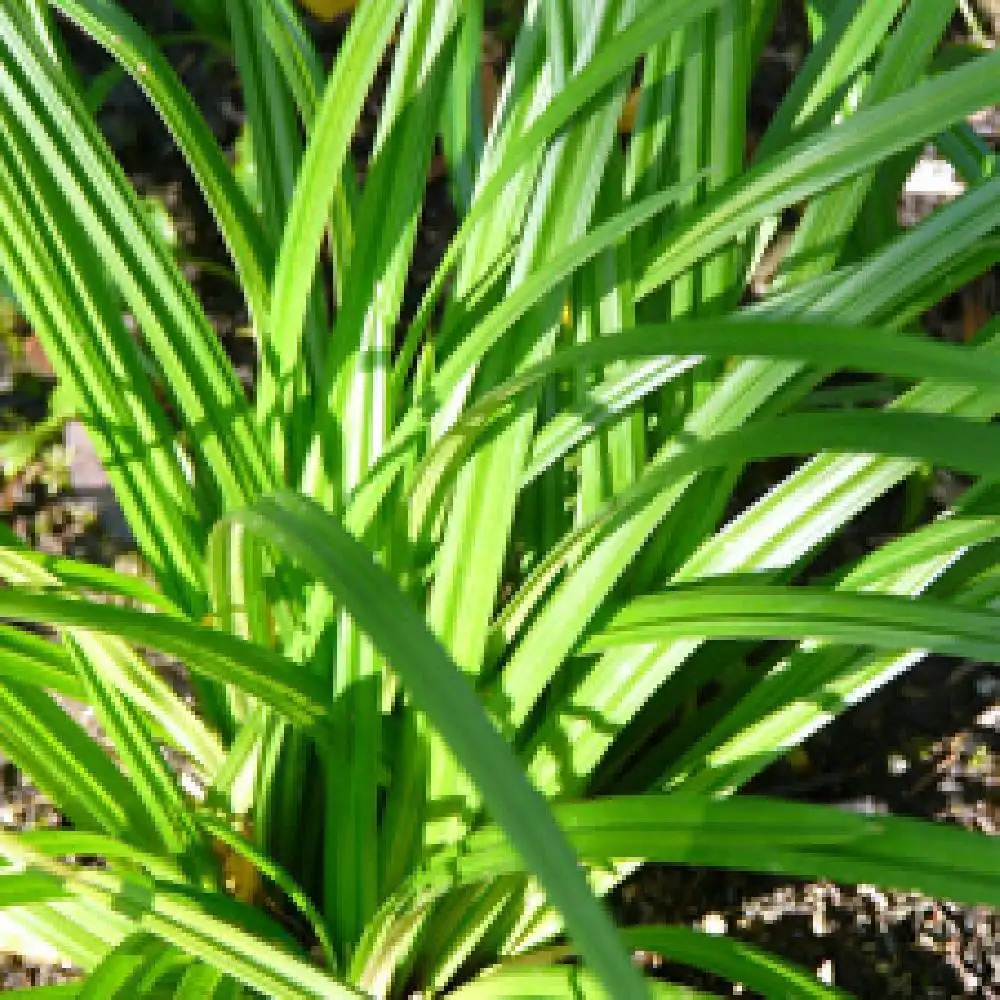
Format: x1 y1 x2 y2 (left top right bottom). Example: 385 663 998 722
0 0 998 995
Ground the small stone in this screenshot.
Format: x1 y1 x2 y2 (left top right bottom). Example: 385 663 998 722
699 913 727 936
887 753 909 776
817 959 834 986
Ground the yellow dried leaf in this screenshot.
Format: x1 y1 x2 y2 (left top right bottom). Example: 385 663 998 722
298 0 357 20
224 849 261 904
618 88 640 135
212 820 261 905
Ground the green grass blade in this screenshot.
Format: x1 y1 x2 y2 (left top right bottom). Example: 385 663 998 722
0 835 360 1000
0 547 223 774
0 900 126 972
261 0 358 305
196 811 336 970
755 0 906 160
420 1 633 885
499 411 1000 733
173 963 226 998
619 926 846 999
0 6 274 512
77 934 178 999
311 0 463 951
670 511 1000 793
585 584 1000 660
224 0 297 246
446 795 1000 910
0 684 149 839
0 73 203 603
0 624 84 698
401 0 728 363
345 175 706 547
414 320 1000 521
49 0 271 327
219 491 648 999
0 989 81 999
450 964 703 998
774 0 956 289
0 590 327 728
18 830 181 882
65 637 210 869
225 0 330 481
638 47 1000 297
0 549 182 616
0 872 70 907
439 0 484 212
530 177 1000 800
265 0 406 431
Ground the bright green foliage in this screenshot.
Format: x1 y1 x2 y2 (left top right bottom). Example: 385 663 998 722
0 0 997 995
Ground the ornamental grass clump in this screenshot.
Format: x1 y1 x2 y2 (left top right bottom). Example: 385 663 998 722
0 0 998 995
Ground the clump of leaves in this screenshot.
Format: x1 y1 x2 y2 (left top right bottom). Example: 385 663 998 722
0 0 998 996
